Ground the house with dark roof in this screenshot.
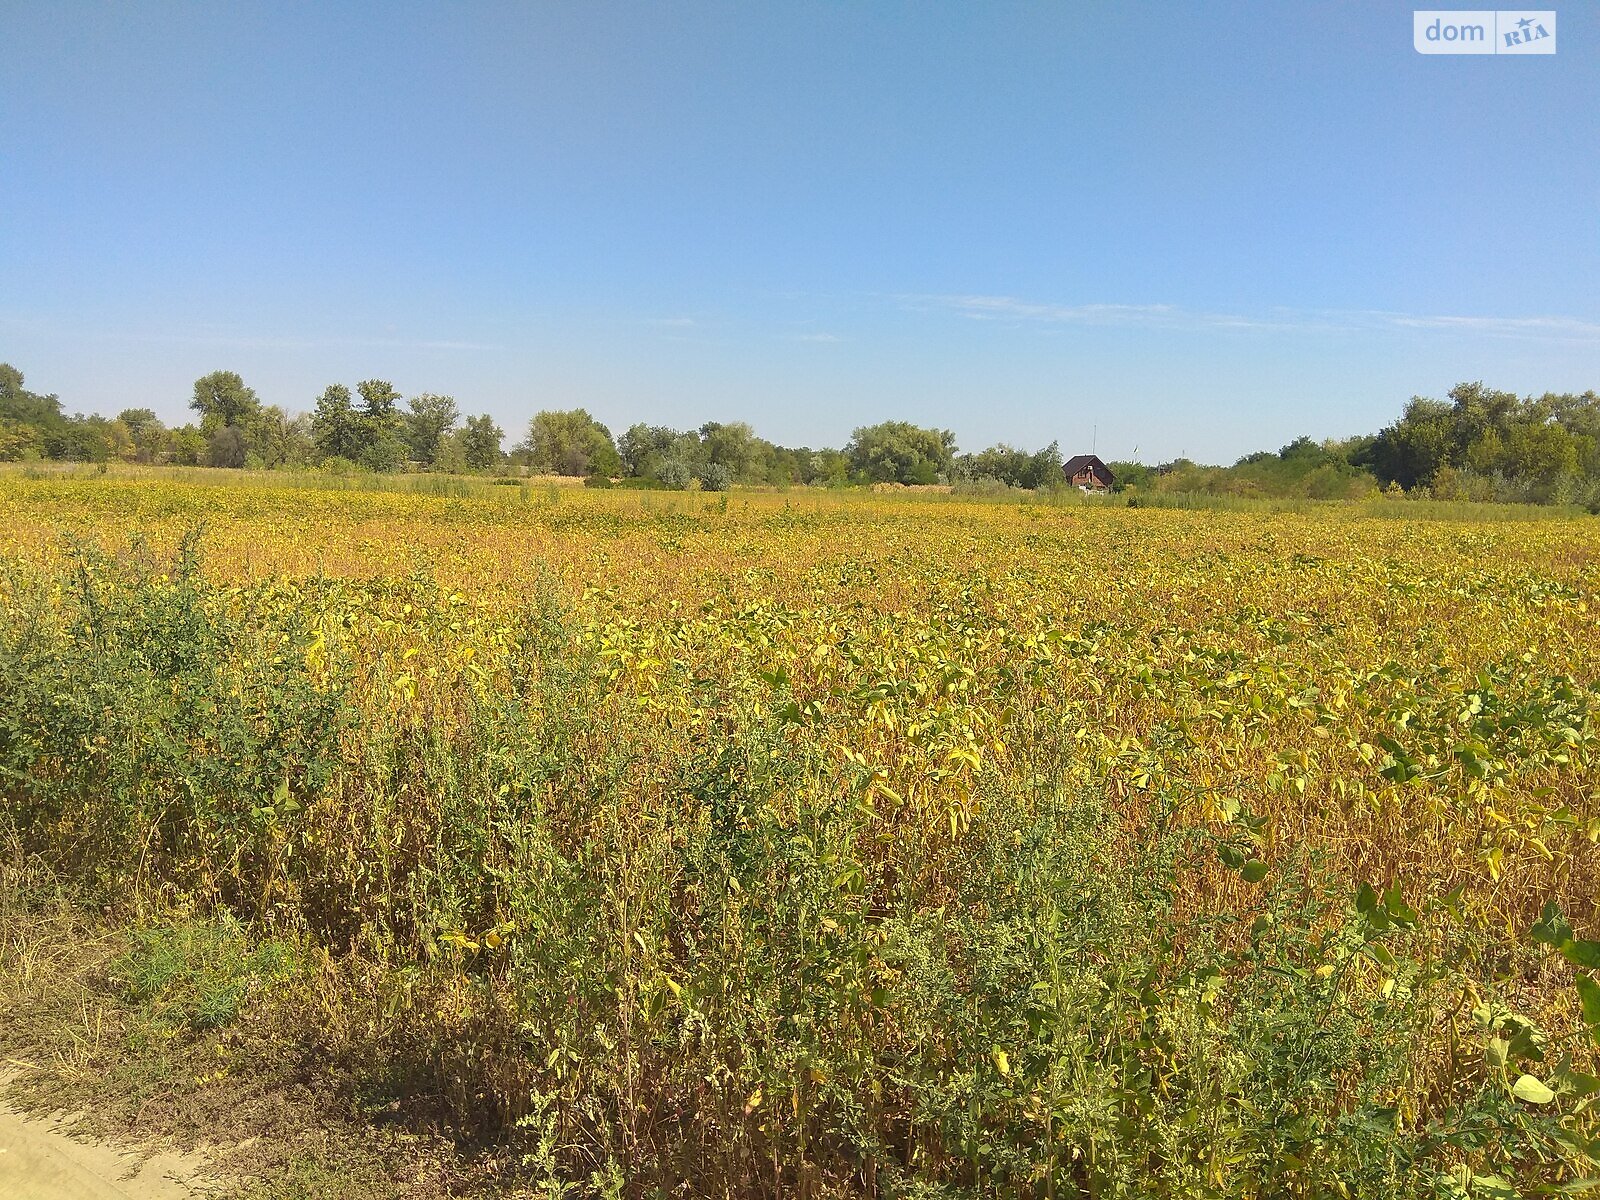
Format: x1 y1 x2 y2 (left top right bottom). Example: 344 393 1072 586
1062 454 1114 493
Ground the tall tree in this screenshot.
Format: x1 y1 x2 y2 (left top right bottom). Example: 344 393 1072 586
190 371 260 434
457 414 504 470
1361 397 1456 490
618 423 680 477
0 363 68 456
250 405 313 469
117 408 168 464
311 384 363 463
0 419 42 461
357 379 406 471
699 421 765 481
403 393 460 466
954 440 1062 489
206 425 248 468
170 425 207 466
524 408 620 476
846 421 956 484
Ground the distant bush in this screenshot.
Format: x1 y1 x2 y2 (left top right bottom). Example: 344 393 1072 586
582 474 614 489
696 462 733 492
657 459 693 490
952 476 1022 498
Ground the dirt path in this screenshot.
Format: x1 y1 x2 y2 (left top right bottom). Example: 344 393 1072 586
0 1096 213 1200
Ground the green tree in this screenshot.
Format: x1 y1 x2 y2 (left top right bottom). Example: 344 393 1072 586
809 448 851 485
116 407 168 464
206 425 248 468
1362 397 1456 490
618 424 679 477
51 414 115 462
0 418 43 461
1105 461 1155 492
1464 428 1506 475
356 380 406 471
1356 384 1600 500
766 445 815 487
1 363 63 426
169 424 207 466
1505 420 1580 485
190 371 260 435
524 408 621 476
1448 381 1519 456
955 441 1062 489
404 393 460 467
0 363 68 457
699 421 765 482
846 420 956 484
311 385 363 464
250 406 313 469
457 414 504 471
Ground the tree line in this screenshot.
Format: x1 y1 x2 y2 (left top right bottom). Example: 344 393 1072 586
0 367 506 474
4 363 1599 505
1104 383 1600 508
0 364 961 489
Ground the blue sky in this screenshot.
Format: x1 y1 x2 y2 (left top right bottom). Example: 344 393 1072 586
3 2 1597 463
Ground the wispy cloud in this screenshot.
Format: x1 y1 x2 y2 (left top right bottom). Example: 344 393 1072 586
905 294 1600 342
94 329 502 352
904 294 1284 331
1383 312 1600 339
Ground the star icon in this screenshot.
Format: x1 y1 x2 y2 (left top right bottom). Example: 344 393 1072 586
1517 16 1534 30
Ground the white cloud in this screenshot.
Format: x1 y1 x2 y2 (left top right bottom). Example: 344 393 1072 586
1383 312 1600 339
95 329 502 352
905 294 1276 330
905 294 1600 341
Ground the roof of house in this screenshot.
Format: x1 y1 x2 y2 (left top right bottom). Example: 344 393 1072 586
1062 454 1113 477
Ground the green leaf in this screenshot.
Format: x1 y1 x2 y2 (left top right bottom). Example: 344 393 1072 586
1218 843 1247 870
1533 901 1575 951
1355 882 1380 917
1365 943 1397 968
1556 1068 1600 1099
1512 1073 1556 1104
1383 885 1419 928
1563 940 1600 972
1577 975 1600 1038
1504 1015 1546 1062
1539 1179 1600 1195
1528 902 1600 970
1241 860 1269 884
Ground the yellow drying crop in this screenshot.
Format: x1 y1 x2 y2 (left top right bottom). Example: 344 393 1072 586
4 473 1593 927
3 469 1600 1193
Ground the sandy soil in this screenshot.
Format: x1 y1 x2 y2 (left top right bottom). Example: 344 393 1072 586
0 1096 213 1200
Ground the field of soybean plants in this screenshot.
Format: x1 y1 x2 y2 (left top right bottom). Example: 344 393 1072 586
3 471 1600 1198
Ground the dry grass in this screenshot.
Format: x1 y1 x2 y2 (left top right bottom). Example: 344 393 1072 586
0 851 467 1199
